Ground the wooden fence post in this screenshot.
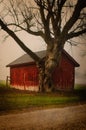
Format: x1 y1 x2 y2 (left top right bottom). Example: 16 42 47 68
6 76 10 87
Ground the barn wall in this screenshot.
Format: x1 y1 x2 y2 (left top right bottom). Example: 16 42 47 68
10 54 75 91
10 64 39 91
53 54 75 90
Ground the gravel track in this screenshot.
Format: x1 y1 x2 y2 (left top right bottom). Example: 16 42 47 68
0 104 86 130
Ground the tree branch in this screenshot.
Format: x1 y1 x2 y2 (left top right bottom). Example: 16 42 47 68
67 29 86 40
57 0 66 20
0 19 40 62
62 0 86 35
35 0 51 42
8 23 45 39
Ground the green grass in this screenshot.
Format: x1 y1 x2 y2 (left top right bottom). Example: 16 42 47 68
0 93 79 111
0 84 86 111
0 80 6 87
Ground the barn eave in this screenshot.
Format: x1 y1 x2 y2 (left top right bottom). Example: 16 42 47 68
62 50 80 67
6 61 35 67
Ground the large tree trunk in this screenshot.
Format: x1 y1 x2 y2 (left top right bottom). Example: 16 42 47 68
38 43 63 92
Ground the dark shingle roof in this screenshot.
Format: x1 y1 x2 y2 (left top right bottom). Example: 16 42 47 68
6 50 79 67
6 50 46 67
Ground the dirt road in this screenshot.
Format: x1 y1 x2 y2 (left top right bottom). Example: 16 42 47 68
0 104 86 130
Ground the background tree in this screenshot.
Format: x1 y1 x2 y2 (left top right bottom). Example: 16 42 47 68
0 0 86 92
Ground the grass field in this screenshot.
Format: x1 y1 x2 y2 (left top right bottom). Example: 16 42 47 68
0 83 86 112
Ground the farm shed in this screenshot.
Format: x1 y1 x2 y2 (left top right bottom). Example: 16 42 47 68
7 50 79 91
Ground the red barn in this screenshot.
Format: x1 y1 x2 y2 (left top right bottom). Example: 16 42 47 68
7 50 79 91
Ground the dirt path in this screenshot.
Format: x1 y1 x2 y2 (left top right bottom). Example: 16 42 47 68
0 104 86 130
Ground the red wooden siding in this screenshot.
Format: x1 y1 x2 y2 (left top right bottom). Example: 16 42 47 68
53 54 74 90
10 55 75 91
10 65 39 90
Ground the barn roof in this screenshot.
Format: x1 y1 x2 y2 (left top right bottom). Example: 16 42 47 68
6 50 79 67
6 50 46 67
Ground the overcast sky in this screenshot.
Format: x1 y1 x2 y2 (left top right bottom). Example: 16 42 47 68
0 29 86 84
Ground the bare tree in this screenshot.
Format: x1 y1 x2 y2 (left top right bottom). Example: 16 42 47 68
0 0 86 92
